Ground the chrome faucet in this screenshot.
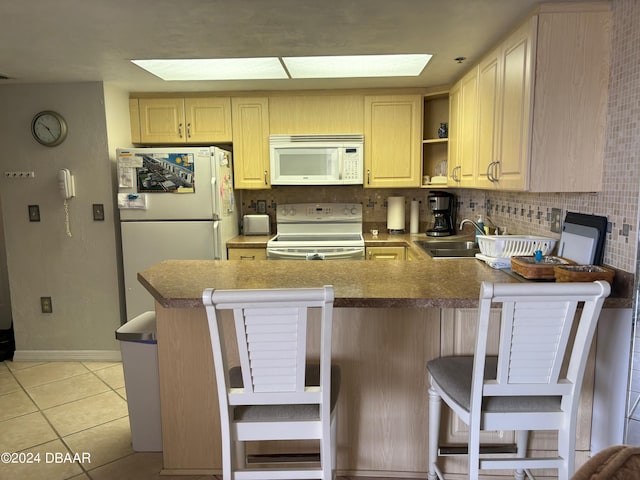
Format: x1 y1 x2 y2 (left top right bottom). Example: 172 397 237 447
459 218 485 235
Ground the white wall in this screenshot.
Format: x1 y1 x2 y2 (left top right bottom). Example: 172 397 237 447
0 82 123 359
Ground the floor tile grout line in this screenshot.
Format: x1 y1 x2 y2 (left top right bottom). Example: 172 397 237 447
3 361 127 450
7 361 92 390
3 360 133 479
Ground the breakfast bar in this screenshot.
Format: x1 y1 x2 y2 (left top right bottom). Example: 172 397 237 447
138 257 631 477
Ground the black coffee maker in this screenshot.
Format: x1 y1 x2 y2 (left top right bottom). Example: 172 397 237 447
426 191 455 237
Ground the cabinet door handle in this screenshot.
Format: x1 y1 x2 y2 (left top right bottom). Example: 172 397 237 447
491 161 500 182
186 122 191 138
367 169 371 185
264 170 268 185
486 162 495 182
487 161 500 182
239 255 256 260
451 165 460 182
178 123 183 138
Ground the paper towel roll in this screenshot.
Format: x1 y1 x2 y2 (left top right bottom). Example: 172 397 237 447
387 196 405 232
410 200 419 234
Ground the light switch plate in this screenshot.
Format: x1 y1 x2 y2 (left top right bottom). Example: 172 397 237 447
92 204 105 221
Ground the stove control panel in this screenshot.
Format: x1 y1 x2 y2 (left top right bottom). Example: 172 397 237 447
276 203 362 222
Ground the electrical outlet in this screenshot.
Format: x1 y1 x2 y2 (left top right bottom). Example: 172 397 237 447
40 297 52 313
256 200 267 214
550 208 562 233
28 205 40 222
92 204 105 221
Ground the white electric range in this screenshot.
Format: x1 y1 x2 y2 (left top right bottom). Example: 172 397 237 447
266 203 365 260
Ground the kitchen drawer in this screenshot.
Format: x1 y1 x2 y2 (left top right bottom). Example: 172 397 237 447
227 248 266 260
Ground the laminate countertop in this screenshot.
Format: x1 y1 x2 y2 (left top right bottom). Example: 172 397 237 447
138 257 633 311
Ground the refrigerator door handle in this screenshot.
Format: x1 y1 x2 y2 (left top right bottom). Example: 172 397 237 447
210 174 218 218
213 220 222 260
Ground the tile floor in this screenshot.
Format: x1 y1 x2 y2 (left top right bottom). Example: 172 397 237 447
0 360 381 480
0 360 217 480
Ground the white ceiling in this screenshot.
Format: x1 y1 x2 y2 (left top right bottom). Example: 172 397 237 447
0 0 576 93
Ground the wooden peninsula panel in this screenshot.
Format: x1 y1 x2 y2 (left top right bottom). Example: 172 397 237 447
140 258 632 476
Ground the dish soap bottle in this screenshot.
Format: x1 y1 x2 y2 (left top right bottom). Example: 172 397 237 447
475 215 485 243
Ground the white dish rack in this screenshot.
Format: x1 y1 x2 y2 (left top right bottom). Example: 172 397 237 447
476 235 557 269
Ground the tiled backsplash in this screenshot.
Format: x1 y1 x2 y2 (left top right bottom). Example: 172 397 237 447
240 182 635 273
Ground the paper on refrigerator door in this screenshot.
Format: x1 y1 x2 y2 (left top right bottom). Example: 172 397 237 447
118 193 148 210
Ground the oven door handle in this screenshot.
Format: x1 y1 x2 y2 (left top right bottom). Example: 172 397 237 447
315 249 365 260
266 247 364 260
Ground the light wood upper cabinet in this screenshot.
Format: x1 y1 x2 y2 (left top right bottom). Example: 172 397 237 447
469 4 610 192
129 99 141 144
494 18 535 190
474 21 534 191
475 47 501 189
528 7 609 192
364 95 422 188
448 68 478 188
185 98 232 143
269 95 364 134
136 97 232 144
231 97 270 190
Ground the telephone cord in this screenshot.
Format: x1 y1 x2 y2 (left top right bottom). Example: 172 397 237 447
64 198 72 238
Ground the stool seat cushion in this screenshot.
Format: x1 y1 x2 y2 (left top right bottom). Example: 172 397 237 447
230 364 341 421
427 356 561 413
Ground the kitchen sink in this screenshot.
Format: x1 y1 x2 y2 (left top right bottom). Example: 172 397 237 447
414 240 480 258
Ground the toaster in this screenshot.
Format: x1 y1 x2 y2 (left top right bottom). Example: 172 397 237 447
243 214 270 236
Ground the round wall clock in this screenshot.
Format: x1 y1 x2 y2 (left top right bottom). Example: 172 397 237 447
31 110 68 147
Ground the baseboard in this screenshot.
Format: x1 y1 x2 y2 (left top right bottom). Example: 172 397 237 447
13 350 122 362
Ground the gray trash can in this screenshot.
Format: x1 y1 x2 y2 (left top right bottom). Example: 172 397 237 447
115 311 162 452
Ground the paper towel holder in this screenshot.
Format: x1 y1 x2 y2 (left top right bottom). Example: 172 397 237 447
387 196 406 234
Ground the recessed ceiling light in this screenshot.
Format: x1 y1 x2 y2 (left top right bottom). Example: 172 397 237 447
283 54 432 78
131 58 288 81
131 54 432 81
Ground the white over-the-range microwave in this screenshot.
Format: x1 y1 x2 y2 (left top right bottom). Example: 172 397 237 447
269 134 364 185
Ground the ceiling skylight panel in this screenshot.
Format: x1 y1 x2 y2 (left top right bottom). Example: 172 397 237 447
131 58 288 80
282 54 432 78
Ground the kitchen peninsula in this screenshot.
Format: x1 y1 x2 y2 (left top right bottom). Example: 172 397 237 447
139 256 631 477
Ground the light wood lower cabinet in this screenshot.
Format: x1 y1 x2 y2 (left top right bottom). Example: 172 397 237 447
366 246 406 260
227 247 266 260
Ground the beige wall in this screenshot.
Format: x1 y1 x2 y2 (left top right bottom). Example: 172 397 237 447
0 82 124 357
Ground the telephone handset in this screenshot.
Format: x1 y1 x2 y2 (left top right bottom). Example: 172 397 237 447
58 168 75 200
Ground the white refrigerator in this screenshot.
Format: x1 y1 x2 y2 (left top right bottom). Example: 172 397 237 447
117 146 238 321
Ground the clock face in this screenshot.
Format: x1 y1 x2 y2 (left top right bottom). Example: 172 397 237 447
31 111 67 146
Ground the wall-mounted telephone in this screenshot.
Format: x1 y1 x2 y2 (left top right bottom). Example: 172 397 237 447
58 168 75 200
58 169 75 237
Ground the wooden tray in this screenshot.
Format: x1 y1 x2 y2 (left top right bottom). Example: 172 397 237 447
554 265 615 283
511 256 575 280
